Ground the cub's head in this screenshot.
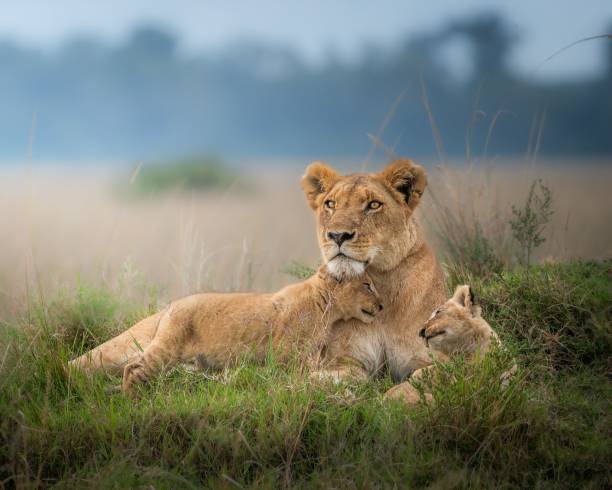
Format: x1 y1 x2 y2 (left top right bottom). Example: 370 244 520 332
301 159 427 278
319 267 383 323
419 285 498 358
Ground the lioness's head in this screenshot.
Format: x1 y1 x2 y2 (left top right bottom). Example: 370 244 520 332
419 285 498 358
317 266 383 324
301 159 427 278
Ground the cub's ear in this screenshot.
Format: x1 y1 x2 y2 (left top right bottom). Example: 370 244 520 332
380 159 427 210
451 284 475 308
301 161 340 210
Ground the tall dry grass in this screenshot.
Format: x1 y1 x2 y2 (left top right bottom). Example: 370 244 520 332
420 161 612 271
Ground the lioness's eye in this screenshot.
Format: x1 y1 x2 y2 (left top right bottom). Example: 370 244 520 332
367 201 382 210
325 200 335 209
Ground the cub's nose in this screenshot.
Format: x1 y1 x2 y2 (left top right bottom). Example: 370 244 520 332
419 328 426 338
378 303 384 311
327 231 355 246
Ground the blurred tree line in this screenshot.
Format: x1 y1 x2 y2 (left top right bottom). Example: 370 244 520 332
0 13 610 161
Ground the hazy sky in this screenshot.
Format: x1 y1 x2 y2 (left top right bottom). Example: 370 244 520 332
1 0 611 80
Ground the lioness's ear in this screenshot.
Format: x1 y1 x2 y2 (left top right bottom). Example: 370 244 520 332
451 285 474 308
380 159 427 210
301 161 339 210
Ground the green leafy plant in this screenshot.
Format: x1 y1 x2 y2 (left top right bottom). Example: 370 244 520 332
281 261 316 280
509 179 553 265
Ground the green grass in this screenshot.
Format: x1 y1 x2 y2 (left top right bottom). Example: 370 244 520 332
1 261 610 488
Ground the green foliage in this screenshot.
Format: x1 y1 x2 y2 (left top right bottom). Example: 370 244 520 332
130 156 239 195
510 179 554 265
0 261 610 488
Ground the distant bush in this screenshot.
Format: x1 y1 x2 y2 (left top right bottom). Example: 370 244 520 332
129 156 240 195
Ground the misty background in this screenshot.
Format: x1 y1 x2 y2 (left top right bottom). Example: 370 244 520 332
0 1 611 162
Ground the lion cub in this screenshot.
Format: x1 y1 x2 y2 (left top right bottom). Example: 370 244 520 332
385 285 511 404
121 266 382 393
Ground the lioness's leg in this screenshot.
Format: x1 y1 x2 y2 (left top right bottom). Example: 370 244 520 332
69 312 162 375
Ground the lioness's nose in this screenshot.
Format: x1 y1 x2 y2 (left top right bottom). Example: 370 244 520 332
327 231 355 246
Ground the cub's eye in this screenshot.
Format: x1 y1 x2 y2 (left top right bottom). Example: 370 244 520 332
367 201 382 210
363 282 373 292
428 308 441 321
324 200 335 209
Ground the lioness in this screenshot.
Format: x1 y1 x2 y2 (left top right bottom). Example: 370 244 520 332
70 267 382 391
301 159 446 387
384 285 514 404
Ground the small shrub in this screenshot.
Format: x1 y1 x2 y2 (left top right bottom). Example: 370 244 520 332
509 178 553 265
281 261 317 280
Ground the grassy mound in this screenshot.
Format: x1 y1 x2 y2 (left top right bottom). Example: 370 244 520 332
449 260 611 371
0 261 610 488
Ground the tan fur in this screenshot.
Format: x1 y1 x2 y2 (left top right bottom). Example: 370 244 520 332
301 159 447 386
71 267 382 393
384 285 511 404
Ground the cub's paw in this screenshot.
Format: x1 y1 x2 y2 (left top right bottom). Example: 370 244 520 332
309 367 368 385
357 302 383 324
384 382 433 405
309 369 344 384
122 358 149 394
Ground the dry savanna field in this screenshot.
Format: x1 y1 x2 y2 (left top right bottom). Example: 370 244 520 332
1 159 610 316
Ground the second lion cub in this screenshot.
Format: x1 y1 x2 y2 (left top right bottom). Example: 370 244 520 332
385 285 515 404
121 266 382 393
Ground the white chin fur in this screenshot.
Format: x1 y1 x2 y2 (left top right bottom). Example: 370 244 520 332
326 257 366 279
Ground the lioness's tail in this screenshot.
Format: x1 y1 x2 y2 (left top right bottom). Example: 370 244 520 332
69 312 162 375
